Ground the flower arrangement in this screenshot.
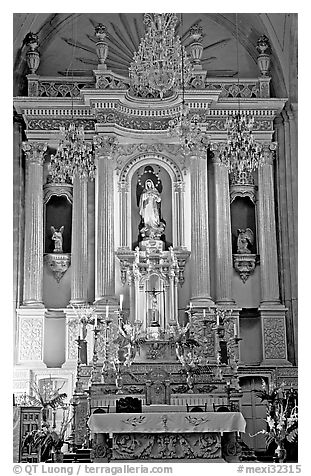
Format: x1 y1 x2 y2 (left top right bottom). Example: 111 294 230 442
250 380 298 462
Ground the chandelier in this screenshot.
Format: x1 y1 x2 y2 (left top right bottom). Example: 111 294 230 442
129 13 193 98
50 123 96 183
218 112 265 173
168 105 209 153
218 14 266 173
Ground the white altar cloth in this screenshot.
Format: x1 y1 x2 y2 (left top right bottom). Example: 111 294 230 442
88 411 246 434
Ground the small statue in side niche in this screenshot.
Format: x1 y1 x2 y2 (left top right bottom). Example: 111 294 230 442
237 228 254 254
51 226 64 253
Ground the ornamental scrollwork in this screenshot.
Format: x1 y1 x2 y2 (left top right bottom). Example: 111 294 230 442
263 317 287 359
19 318 43 361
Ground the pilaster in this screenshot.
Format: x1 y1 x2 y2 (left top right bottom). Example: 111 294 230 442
189 153 213 307
257 143 290 366
21 141 47 307
94 135 118 303
70 176 88 304
257 144 280 304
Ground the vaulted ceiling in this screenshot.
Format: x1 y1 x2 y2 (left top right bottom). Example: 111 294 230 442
13 13 297 100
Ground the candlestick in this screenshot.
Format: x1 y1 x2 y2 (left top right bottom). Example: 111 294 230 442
234 323 237 336
95 314 98 328
216 313 220 326
106 305 109 319
120 294 123 311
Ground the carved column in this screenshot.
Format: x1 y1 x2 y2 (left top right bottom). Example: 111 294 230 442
70 176 88 304
212 154 234 304
190 154 213 306
94 136 117 304
257 144 289 365
22 141 47 307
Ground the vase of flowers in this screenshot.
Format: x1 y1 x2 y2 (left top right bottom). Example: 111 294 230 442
250 380 298 463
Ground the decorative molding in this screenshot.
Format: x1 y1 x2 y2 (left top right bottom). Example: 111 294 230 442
37 80 94 97
43 182 73 204
118 145 184 181
27 118 96 131
93 135 118 157
262 317 287 360
233 254 257 283
44 253 71 282
19 318 43 361
93 71 130 90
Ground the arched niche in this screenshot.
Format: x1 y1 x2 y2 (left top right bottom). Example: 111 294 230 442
43 184 73 254
117 154 185 250
230 196 257 254
131 164 172 249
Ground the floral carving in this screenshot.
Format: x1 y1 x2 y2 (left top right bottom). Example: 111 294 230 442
19 318 43 361
67 318 79 360
263 318 287 360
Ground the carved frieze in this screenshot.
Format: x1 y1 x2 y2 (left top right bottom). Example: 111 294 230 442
19 318 43 361
37 81 92 97
111 432 221 460
27 119 96 131
263 317 287 360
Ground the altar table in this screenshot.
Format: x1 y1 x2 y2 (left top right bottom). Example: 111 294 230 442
88 411 246 434
88 412 246 461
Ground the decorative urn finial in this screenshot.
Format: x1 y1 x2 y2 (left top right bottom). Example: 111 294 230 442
25 32 40 74
95 23 108 67
190 24 204 69
256 34 271 76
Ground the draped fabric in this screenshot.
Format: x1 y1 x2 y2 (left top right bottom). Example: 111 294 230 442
88 411 246 434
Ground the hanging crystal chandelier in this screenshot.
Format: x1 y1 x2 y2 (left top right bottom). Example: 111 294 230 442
50 123 96 183
218 112 265 173
168 105 209 153
129 13 193 98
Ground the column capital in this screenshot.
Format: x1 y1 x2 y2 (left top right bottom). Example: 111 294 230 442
261 142 277 165
22 141 47 165
173 180 185 193
118 180 129 193
93 135 118 158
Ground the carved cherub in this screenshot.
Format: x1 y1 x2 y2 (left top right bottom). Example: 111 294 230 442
236 228 254 254
51 226 64 253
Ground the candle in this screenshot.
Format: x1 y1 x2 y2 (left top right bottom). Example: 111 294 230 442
216 313 220 326
189 302 193 310
234 323 237 336
120 294 123 311
106 305 109 319
203 309 206 318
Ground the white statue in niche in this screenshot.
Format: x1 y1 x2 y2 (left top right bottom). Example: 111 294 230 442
237 228 254 254
51 226 64 253
139 179 161 228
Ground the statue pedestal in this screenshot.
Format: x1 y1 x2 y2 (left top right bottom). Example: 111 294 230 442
140 239 164 252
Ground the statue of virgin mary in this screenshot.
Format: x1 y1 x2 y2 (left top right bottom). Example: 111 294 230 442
139 179 161 228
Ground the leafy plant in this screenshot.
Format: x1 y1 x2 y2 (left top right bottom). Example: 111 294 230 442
250 380 298 447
